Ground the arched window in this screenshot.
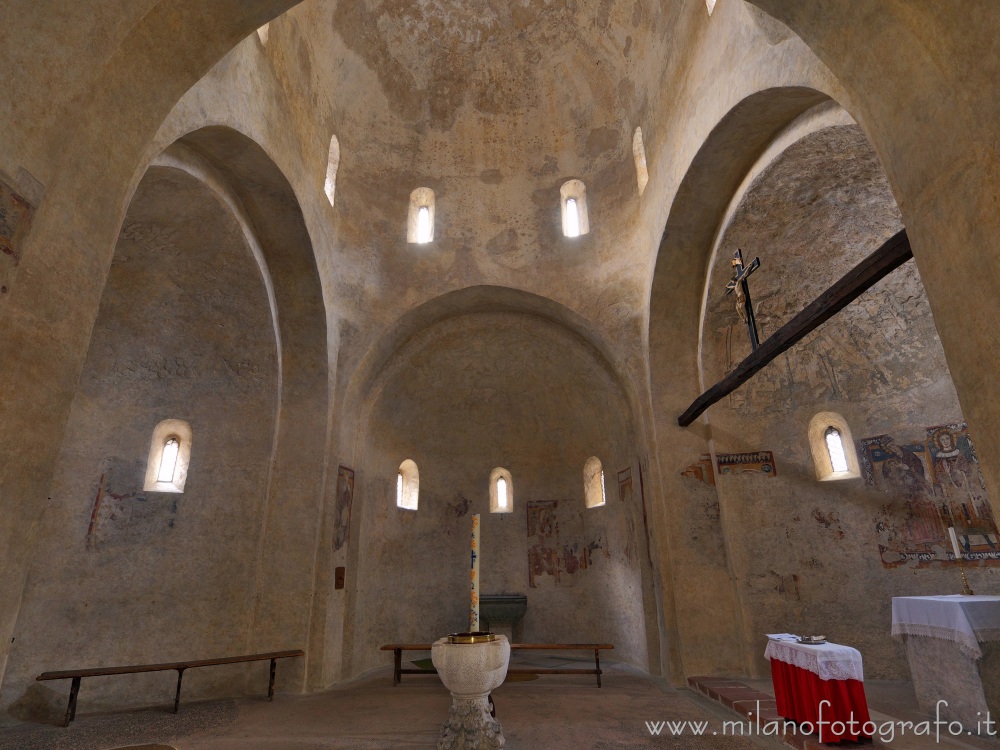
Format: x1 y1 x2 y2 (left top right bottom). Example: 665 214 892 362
407 187 435 244
157 438 180 482
825 427 849 474
808 412 860 481
583 456 606 508
256 24 270 45
565 198 581 237
632 127 649 195
143 419 193 493
489 467 514 514
560 179 590 237
324 135 340 207
397 459 419 510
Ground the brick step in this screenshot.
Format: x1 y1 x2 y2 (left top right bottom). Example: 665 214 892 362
687 675 882 750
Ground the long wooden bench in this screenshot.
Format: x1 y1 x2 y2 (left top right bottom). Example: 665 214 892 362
380 643 614 687
37 649 304 726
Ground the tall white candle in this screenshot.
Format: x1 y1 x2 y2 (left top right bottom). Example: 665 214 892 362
470 513 480 631
948 526 963 560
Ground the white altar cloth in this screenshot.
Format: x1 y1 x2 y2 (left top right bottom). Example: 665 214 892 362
891 595 1000 659
764 639 865 682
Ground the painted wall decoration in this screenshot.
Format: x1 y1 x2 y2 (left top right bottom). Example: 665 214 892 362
527 499 561 587
862 422 1000 566
333 465 355 552
618 463 654 567
526 499 608 587
0 179 34 300
86 458 177 550
681 454 716 485
717 451 776 477
617 467 633 502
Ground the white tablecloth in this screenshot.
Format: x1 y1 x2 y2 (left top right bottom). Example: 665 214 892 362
764 639 865 682
891 595 1000 659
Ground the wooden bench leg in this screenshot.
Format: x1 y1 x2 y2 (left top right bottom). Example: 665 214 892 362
393 649 402 686
63 676 82 727
595 649 602 688
268 658 277 701
173 668 186 714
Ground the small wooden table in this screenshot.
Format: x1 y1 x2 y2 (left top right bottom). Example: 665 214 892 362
381 643 614 687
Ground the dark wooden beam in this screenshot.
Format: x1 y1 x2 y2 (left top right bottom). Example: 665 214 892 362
678 229 912 427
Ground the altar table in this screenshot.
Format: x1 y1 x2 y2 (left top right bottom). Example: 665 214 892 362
891 595 1000 728
891 595 1000 659
765 638 871 743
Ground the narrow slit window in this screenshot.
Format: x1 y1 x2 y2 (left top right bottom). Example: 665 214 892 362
157 438 180 482
564 198 580 238
143 419 192 493
808 412 860 481
324 134 340 207
489 467 514 513
825 427 849 474
560 179 589 237
417 206 432 243
497 476 509 510
397 459 419 510
632 126 649 194
407 187 435 244
584 456 606 508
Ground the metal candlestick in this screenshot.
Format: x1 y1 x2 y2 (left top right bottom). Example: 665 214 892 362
957 556 975 596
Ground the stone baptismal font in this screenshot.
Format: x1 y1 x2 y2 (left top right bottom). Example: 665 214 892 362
431 632 510 749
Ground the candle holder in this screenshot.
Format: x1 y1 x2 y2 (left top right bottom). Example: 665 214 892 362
956 555 975 596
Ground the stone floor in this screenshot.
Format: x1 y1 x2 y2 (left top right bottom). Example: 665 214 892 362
2 661 997 750
0 660 784 750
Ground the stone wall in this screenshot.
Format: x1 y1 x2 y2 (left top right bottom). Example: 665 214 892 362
0 167 281 719
700 124 1000 679
345 311 657 676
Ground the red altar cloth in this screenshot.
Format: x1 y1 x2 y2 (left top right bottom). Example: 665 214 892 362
769 657 872 743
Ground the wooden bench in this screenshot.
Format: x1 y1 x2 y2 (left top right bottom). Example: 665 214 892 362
380 643 614 687
36 649 304 726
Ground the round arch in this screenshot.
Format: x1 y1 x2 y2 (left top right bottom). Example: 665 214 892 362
341 285 646 454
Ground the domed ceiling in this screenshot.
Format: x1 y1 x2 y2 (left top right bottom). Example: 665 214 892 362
282 0 672 191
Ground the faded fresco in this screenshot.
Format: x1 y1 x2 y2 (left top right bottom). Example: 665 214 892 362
617 467 633 502
0 179 33 303
85 458 178 550
863 423 1000 566
526 499 609 587
333 465 355 552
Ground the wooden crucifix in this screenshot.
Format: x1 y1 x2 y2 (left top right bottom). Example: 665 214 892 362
725 248 761 351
